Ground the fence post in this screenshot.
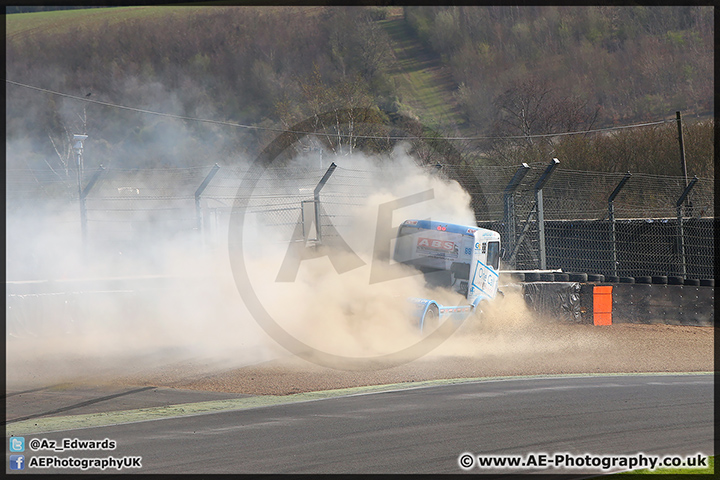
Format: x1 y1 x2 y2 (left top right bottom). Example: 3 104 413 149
72 134 88 246
534 158 560 270
676 111 689 191
195 164 220 246
676 176 698 277
502 163 530 266
313 162 337 244
607 172 632 277
79 165 105 250
507 202 537 266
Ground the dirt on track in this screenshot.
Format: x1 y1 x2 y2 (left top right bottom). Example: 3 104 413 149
106 322 714 396
7 290 714 396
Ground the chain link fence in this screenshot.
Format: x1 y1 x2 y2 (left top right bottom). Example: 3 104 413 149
437 162 714 278
6 158 715 280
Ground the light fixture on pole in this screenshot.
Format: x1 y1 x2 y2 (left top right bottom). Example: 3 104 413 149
73 133 88 150
73 134 88 189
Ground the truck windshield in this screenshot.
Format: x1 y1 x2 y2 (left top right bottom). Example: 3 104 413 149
487 241 500 270
397 225 418 237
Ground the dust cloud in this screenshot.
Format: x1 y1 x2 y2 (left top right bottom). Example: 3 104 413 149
236 148 588 370
239 148 476 360
6 143 578 390
6 181 278 389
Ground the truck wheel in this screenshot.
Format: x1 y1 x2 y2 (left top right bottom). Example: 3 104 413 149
422 304 439 333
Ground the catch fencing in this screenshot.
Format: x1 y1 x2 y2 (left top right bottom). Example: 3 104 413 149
6 158 715 280
440 161 714 279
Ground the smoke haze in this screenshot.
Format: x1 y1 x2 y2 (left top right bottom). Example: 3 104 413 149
8 140 513 386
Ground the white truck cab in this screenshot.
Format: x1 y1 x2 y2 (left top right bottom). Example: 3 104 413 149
393 219 501 331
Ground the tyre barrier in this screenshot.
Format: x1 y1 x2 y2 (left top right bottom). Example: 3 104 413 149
611 282 714 326
513 272 711 288
568 273 588 282
523 272 540 282
516 272 714 326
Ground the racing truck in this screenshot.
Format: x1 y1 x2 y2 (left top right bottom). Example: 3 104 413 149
393 219 501 332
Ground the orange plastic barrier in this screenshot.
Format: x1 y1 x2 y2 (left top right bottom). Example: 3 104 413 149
593 285 613 325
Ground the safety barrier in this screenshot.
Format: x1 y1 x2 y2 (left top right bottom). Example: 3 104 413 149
512 274 714 326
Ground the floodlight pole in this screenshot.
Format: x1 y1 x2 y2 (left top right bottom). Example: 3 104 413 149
73 134 89 245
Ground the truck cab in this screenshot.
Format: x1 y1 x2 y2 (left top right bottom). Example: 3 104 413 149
393 219 501 330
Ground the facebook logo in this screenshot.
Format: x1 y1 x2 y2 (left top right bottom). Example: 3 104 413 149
9 437 25 452
9 455 25 470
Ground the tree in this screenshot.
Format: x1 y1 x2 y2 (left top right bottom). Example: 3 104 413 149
46 98 89 183
275 67 382 158
490 77 599 156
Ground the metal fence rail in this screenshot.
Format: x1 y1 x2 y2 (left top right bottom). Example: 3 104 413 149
436 161 714 278
6 160 715 280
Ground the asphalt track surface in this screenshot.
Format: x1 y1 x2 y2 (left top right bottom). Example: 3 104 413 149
6 373 714 475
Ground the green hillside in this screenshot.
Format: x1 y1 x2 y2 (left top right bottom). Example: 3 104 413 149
5 5 714 176
378 11 465 129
